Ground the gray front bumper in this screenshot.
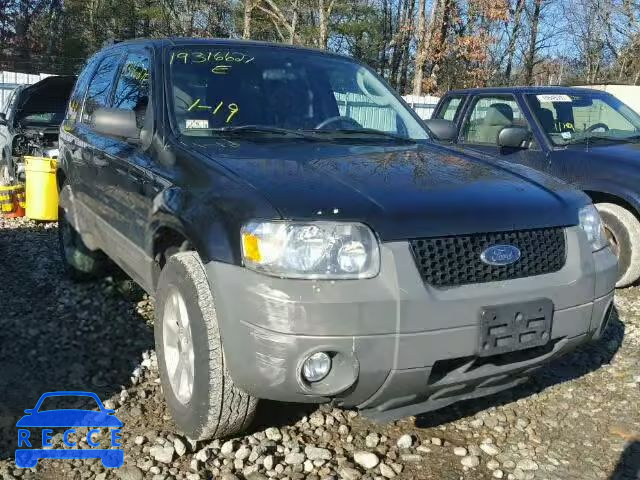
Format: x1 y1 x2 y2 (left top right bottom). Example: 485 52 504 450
205 226 617 419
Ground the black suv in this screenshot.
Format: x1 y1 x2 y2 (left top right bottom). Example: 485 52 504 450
58 38 617 440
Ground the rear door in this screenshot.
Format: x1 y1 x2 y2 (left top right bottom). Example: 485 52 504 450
457 94 549 172
60 56 100 199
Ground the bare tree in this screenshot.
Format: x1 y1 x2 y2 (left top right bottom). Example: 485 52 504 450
318 0 336 48
413 0 438 94
504 0 525 82
243 0 254 38
523 0 541 84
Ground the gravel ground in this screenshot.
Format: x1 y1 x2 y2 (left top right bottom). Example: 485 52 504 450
0 217 638 480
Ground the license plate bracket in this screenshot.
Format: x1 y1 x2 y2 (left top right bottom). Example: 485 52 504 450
478 298 553 357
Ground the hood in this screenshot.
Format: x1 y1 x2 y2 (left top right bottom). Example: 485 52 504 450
15 75 76 125
186 140 587 240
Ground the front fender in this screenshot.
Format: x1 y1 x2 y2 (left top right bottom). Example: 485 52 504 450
575 180 640 216
147 183 280 266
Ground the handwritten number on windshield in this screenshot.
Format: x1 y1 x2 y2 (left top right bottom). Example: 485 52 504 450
170 51 255 65
187 99 239 124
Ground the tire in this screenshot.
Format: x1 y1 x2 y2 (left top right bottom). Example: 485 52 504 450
596 202 640 288
155 251 257 439
58 207 109 281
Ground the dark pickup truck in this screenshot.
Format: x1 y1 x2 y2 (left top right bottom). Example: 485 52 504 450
428 87 640 287
58 39 617 440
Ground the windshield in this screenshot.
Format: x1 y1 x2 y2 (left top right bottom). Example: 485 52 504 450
18 111 65 125
168 45 428 141
525 93 640 146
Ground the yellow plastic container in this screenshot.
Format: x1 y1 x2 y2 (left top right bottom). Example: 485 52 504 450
25 156 58 221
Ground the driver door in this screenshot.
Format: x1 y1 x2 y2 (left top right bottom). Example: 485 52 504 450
457 94 548 173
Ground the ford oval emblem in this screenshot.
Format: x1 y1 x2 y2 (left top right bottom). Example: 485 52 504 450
480 244 521 266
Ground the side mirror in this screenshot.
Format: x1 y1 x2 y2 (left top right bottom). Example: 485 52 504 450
498 126 531 149
92 108 139 141
424 119 457 142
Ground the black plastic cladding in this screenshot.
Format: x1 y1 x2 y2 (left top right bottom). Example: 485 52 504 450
410 228 566 287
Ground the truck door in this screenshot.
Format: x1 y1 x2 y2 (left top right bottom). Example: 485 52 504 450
107 50 157 255
457 94 549 173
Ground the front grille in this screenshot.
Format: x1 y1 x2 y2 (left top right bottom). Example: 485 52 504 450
410 228 566 288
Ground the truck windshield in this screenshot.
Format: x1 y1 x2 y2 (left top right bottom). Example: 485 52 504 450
168 46 428 141
525 93 640 146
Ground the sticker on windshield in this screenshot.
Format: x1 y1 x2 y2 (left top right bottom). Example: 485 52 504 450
561 131 572 139
185 119 209 129
536 94 572 103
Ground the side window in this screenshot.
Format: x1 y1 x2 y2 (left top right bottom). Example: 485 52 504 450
112 53 150 129
435 95 464 121
66 57 98 124
82 53 122 124
461 95 527 145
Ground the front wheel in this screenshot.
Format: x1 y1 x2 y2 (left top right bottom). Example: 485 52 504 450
596 202 640 287
155 251 257 439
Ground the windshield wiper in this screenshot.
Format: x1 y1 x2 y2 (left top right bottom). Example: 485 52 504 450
209 125 317 139
307 128 416 143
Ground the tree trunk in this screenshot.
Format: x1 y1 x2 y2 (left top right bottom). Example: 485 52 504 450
318 0 334 49
290 0 298 44
523 0 541 85
15 0 32 64
504 0 525 83
412 0 427 95
397 0 416 93
427 0 452 92
389 0 411 88
243 0 253 39
378 0 392 76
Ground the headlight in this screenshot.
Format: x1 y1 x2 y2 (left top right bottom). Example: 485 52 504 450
241 221 380 279
579 205 608 251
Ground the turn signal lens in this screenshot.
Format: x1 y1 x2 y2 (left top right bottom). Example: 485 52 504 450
241 233 261 262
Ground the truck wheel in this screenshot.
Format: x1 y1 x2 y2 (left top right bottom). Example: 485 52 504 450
596 202 640 287
155 251 257 439
58 208 108 281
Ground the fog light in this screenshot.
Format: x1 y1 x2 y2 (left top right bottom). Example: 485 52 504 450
302 352 331 383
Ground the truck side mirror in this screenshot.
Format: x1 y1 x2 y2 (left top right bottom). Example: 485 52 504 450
424 119 457 142
498 126 531 149
92 108 139 141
